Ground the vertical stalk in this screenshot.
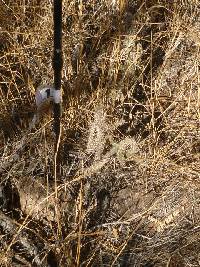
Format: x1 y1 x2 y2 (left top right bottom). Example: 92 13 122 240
53 0 63 203
53 0 62 144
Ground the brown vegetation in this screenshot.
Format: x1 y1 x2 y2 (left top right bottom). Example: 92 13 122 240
0 0 200 266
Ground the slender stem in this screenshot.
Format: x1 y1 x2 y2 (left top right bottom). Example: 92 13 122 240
53 0 63 201
53 0 62 143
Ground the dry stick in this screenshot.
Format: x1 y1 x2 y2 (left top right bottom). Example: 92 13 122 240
0 211 47 266
76 181 83 266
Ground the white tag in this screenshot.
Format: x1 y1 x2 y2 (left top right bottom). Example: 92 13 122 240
53 90 61 103
36 85 54 107
35 85 61 107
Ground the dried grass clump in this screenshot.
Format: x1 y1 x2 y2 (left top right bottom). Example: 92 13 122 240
0 0 200 266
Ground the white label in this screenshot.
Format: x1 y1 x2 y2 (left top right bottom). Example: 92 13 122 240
36 85 55 107
53 90 61 103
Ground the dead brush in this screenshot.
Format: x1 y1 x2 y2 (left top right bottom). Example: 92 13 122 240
0 0 200 266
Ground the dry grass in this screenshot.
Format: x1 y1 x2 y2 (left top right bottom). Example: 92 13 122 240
0 0 200 266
